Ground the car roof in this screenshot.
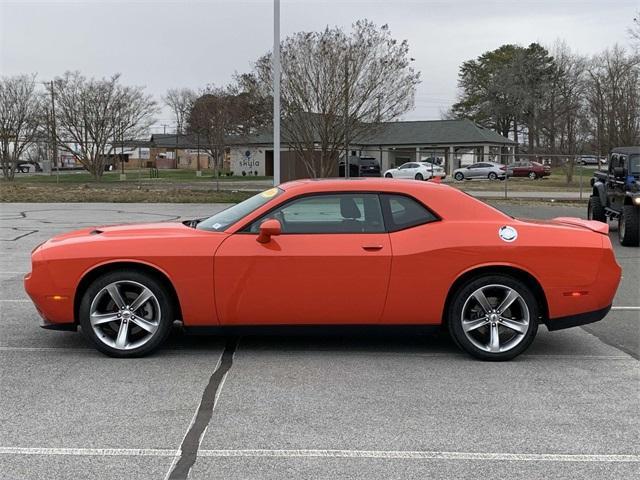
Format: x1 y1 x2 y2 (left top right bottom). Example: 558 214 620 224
611 146 640 155
225 177 510 234
279 177 451 193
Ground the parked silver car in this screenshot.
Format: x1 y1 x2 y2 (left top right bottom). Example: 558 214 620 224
453 162 506 181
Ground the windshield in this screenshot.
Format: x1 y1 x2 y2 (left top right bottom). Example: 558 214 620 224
196 187 283 232
630 154 639 175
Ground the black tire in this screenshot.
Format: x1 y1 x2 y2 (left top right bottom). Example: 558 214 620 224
385 173 393 178
454 172 464 181
447 274 539 361
587 195 606 223
79 269 175 357
415 173 424 181
488 172 498 180
618 205 640 247
528 171 537 180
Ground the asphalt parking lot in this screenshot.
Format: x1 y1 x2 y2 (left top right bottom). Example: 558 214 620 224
0 202 638 480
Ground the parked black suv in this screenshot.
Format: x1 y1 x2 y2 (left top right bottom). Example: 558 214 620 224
338 156 381 177
588 146 640 246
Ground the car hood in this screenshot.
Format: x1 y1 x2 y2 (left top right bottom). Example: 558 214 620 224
44 222 222 247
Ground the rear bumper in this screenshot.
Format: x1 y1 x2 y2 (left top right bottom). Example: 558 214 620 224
545 304 611 331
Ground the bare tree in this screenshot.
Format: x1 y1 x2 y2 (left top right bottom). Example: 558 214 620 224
0 74 42 181
537 42 589 182
253 20 420 177
585 46 640 155
629 11 640 49
187 81 267 184
47 71 157 180
163 88 197 135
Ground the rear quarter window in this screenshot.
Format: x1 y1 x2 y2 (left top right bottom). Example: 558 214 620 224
381 194 439 232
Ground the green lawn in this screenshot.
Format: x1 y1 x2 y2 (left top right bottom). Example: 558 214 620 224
9 169 272 184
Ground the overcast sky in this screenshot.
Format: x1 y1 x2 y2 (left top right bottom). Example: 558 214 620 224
1 0 638 132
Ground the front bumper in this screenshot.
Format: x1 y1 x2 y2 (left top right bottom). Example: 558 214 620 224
544 304 611 331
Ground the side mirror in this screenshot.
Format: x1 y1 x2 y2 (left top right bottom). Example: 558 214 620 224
613 167 625 178
257 218 281 244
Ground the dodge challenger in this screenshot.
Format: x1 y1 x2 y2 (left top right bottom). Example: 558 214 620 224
24 179 621 360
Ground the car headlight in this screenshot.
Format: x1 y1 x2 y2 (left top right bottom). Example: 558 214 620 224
633 196 640 206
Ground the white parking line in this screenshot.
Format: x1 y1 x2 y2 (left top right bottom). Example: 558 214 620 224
0 447 175 457
1 447 638 463
0 347 89 352
610 306 640 311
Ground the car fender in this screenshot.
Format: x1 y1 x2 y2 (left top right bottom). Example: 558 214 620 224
453 261 544 291
592 180 607 205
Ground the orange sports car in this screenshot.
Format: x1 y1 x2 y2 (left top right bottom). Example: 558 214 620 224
24 179 621 360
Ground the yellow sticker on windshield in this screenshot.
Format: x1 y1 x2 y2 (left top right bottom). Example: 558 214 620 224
261 188 279 198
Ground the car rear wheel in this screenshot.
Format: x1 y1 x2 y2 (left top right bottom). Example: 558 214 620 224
587 195 606 223
447 275 539 361
488 172 498 180
415 173 424 181
618 205 640 246
528 171 537 180
454 172 464 181
385 173 393 178
79 270 174 357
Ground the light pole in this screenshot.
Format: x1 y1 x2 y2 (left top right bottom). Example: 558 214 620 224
273 0 281 186
344 49 350 179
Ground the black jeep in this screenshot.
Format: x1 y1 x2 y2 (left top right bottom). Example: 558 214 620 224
588 146 640 246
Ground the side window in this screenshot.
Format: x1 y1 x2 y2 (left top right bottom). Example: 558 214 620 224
610 154 618 171
248 193 385 234
381 194 438 232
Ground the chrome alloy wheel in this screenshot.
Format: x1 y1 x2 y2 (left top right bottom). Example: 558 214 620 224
460 284 530 353
89 280 161 351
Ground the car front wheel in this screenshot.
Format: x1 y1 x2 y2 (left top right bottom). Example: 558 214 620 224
385 173 393 178
79 269 175 357
587 195 606 222
618 205 640 246
447 275 539 361
528 172 537 180
454 172 464 181
488 172 498 180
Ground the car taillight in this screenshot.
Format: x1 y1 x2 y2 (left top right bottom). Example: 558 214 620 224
500 165 506 170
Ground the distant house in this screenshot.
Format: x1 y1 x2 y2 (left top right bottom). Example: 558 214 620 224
145 119 515 180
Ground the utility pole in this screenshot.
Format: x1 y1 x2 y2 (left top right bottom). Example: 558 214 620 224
344 49 350 179
121 121 126 180
196 132 201 177
273 0 281 186
49 81 59 183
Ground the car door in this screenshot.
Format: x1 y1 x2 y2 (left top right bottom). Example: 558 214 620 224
378 193 443 324
516 161 529 177
467 163 482 178
396 162 415 178
214 193 392 325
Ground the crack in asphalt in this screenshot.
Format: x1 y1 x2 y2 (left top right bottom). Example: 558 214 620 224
0 227 38 241
168 337 239 480
16 208 180 223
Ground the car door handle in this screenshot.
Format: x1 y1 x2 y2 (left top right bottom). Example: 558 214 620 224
362 244 383 251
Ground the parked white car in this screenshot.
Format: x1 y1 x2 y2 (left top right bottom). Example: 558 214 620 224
383 162 444 180
418 161 446 178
